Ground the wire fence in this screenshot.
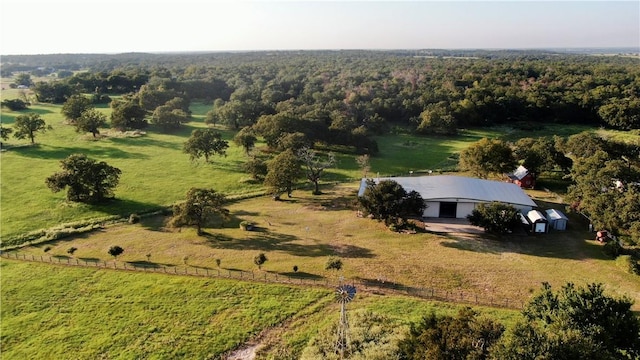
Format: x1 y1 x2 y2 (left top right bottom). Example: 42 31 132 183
1 252 525 310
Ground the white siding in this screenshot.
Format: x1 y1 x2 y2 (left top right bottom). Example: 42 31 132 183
423 202 440 217
456 202 476 218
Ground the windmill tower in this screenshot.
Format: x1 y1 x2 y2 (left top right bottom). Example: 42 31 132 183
334 284 356 359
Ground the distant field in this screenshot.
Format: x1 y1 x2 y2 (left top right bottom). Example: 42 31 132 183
1 100 516 242
0 259 521 359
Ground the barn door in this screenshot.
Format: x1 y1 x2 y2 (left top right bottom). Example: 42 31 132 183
439 202 457 218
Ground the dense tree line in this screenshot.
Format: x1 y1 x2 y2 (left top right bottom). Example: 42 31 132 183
6 50 638 134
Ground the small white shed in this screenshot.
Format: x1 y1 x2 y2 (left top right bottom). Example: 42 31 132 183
526 210 548 233
545 209 568 231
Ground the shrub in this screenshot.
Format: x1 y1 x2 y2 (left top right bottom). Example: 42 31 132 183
293 265 299 273
108 245 124 259
67 247 77 255
254 253 267 269
325 257 343 271
43 246 51 253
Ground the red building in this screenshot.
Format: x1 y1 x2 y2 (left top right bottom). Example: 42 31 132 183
507 165 536 189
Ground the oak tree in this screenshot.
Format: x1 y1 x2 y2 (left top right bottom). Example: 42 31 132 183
459 138 516 179
183 128 229 163
13 113 49 144
169 188 230 235
61 94 93 123
45 153 121 203
75 109 107 137
264 149 301 199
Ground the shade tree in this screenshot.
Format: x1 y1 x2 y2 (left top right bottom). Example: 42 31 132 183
169 188 230 235
491 282 640 359
232 126 257 155
12 113 50 144
358 179 426 226
183 128 229 163
467 202 520 235
45 153 122 203
75 109 107 137
61 94 93 123
264 149 301 200
459 138 517 179
110 99 148 131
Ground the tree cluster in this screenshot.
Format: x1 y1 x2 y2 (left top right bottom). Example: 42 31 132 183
400 282 640 360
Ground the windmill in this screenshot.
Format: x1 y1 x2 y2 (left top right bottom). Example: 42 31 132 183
334 283 356 359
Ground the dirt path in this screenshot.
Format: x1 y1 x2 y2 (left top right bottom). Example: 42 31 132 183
224 297 333 360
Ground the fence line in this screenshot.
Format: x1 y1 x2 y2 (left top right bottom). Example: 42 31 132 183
0 252 524 309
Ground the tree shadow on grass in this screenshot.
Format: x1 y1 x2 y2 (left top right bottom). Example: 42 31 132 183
11 144 150 160
277 271 324 280
90 198 164 218
439 228 611 261
354 276 407 292
204 230 375 258
126 260 164 269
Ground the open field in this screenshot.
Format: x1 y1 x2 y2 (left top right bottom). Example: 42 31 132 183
12 183 640 310
2 100 523 242
1 259 522 359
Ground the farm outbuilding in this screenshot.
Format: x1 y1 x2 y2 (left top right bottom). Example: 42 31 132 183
506 165 536 189
545 209 568 230
358 175 537 219
526 210 549 233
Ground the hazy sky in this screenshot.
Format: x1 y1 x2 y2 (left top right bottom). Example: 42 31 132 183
1 1 638 55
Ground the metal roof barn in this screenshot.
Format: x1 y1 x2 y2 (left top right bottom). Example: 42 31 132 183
358 176 537 219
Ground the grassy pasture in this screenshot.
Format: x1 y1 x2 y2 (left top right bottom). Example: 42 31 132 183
15 184 640 310
1 259 521 359
1 100 510 242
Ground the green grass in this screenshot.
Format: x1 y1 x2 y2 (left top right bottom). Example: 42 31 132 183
0 101 500 242
0 259 333 359
1 259 520 359
15 184 640 310
0 102 263 241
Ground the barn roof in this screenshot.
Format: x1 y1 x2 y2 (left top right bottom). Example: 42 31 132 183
358 175 537 208
507 165 530 180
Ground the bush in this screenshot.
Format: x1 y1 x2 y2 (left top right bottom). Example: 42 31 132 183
67 247 77 255
43 246 51 253
325 257 343 271
254 253 267 269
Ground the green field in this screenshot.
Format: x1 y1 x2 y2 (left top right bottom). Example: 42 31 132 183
1 259 521 359
1 100 508 242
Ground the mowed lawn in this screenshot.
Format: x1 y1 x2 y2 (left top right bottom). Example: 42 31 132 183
15 183 640 310
1 98 498 242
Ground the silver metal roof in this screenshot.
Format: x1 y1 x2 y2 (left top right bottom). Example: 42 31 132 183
358 175 537 207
